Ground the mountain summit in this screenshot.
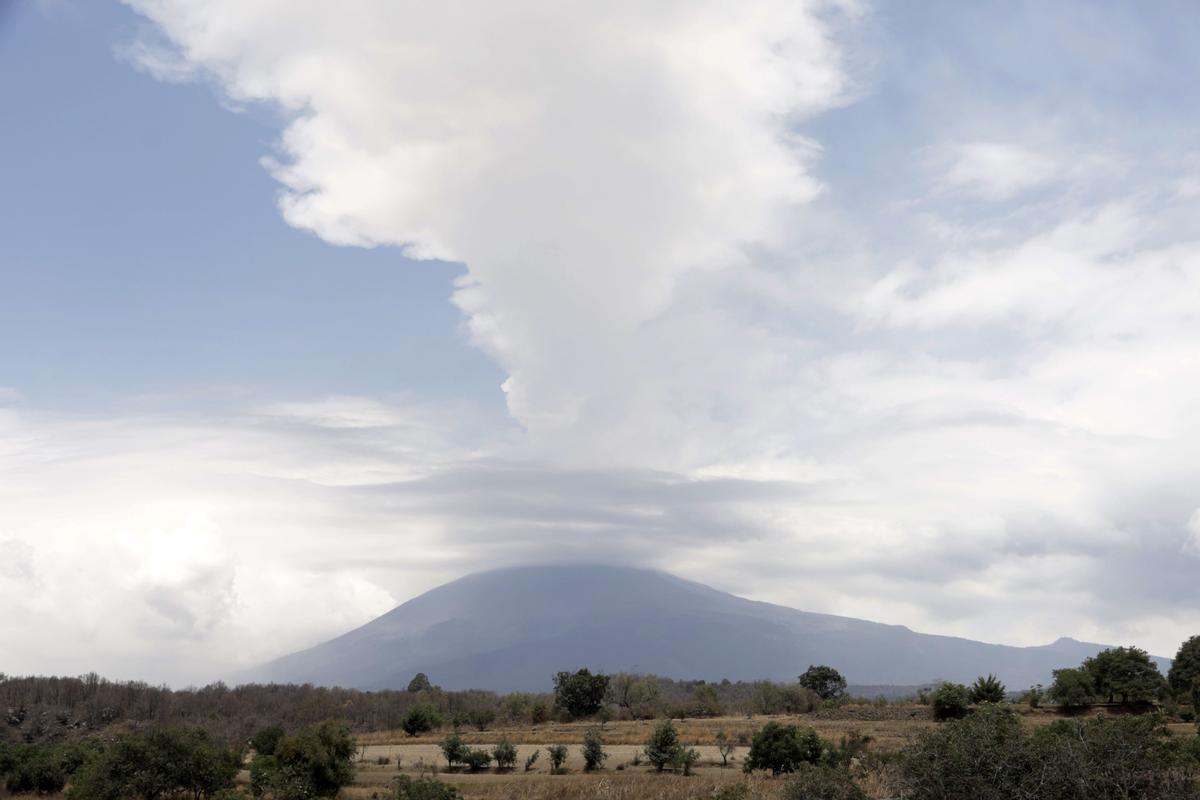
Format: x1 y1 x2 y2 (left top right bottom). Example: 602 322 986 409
246 565 1167 691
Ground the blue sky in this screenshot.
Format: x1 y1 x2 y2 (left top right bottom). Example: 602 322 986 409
1 1 503 413
3 0 1200 685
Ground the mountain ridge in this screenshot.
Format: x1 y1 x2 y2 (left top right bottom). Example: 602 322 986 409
243 564 1170 691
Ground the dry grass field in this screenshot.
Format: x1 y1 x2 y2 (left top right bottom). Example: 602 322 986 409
345 705 1198 799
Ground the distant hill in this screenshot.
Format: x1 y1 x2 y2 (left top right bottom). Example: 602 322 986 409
244 565 1170 692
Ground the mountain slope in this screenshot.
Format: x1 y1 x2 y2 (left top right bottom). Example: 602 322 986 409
245 565 1170 691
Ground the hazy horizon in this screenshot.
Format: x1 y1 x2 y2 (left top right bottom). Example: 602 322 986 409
3 0 1199 686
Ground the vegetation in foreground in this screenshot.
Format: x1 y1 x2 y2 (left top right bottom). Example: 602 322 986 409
1 635 1199 798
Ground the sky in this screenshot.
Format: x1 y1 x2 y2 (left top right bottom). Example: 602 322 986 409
2 0 1199 686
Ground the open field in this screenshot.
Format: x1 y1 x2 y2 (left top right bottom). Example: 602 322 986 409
339 707 1199 799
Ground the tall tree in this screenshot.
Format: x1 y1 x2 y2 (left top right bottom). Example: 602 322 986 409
798 665 847 701
553 669 610 719
1168 636 1200 695
1083 647 1164 704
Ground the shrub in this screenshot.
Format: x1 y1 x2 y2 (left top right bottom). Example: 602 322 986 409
71 728 240 800
553 669 610 719
898 704 1199 800
546 745 568 773
781 764 868 800
672 748 700 776
461 749 491 773
798 666 847 701
4 742 93 795
523 750 539 772
251 725 286 757
742 721 823 776
491 740 517 771
252 721 355 800
930 683 970 720
403 704 442 737
712 785 749 800
969 674 1006 704
581 729 607 772
439 734 465 769
393 775 459 800
644 721 683 773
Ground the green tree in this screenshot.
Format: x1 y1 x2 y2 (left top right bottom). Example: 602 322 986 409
252 725 286 757
461 749 490 772
1083 647 1164 704
467 708 495 731
581 729 607 772
5 743 94 795
969 674 1007 704
491 740 517 771
644 721 684 773
439 734 465 769
798 665 847 701
1169 636 1200 695
742 721 823 776
403 704 442 737
406 673 433 693
715 731 735 768
1048 668 1095 709
251 721 355 800
552 669 610 719
692 684 722 717
546 745 568 773
930 683 970 720
70 728 240 800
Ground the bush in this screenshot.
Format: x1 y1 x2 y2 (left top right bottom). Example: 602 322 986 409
644 721 683 773
248 721 354 800
393 775 459 800
781 764 868 800
711 785 749 800
4 742 93 795
930 683 970 720
969 674 1006 704
439 734 465 769
71 728 240 800
581 729 607 772
491 740 517 771
742 721 823 776
461 749 491 773
523 750 539 772
672 748 700 776
251 725 285 757
897 704 1199 800
402 704 442 737
546 745 568 773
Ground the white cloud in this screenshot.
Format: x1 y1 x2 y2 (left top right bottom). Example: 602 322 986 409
6 1 1192 681
935 141 1059 201
1186 510 1200 557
